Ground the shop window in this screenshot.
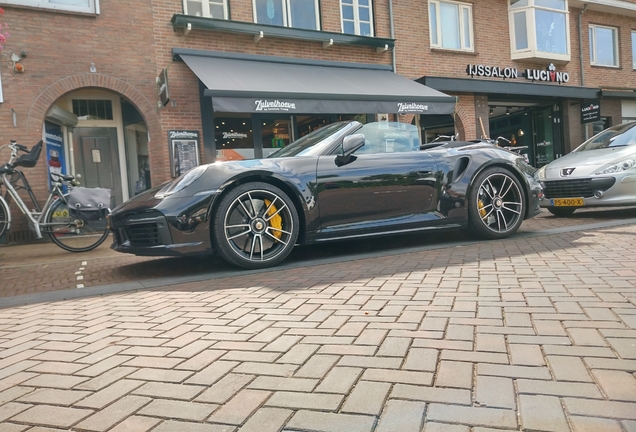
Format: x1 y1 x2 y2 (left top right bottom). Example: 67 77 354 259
183 0 228 19
3 0 98 14
215 115 254 161
341 0 373 37
632 30 636 69
589 25 619 67
429 0 473 52
508 0 570 62
253 0 320 30
72 100 113 121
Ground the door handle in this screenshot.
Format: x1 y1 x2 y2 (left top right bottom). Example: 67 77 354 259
417 170 432 176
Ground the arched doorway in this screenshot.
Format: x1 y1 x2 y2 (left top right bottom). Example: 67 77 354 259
45 89 151 207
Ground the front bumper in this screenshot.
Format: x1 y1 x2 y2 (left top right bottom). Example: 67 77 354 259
540 174 636 208
109 193 218 257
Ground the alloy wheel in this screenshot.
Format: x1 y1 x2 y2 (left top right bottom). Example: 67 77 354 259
223 189 294 263
476 172 523 233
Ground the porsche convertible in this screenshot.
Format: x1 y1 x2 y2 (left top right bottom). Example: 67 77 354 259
108 121 542 269
538 121 636 217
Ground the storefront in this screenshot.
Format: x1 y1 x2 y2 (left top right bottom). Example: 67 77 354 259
173 49 457 166
419 63 600 168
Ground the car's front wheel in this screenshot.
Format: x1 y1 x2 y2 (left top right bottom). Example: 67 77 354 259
547 207 576 217
467 167 526 239
212 182 299 269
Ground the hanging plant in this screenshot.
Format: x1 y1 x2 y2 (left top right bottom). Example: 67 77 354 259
0 8 9 50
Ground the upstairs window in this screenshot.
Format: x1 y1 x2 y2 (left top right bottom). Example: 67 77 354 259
183 0 228 19
341 0 374 37
508 0 570 62
2 0 99 14
589 25 619 67
253 0 320 30
429 0 474 52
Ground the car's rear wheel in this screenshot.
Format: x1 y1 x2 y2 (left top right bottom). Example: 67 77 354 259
212 182 299 269
546 207 576 217
467 167 526 240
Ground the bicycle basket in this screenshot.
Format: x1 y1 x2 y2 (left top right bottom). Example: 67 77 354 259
67 187 111 221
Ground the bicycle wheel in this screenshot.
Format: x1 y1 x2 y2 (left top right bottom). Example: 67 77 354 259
0 197 9 240
46 196 109 252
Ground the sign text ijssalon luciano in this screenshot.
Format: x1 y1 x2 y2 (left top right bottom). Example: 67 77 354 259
466 63 569 84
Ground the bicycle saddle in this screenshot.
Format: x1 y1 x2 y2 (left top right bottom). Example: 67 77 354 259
13 140 43 168
50 172 75 182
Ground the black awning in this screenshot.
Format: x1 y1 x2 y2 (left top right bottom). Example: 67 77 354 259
420 76 600 100
174 49 457 115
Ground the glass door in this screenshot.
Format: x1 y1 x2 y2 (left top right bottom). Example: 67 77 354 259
531 106 555 168
259 116 293 158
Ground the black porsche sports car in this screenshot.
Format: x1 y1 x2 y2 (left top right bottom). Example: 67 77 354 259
109 121 542 269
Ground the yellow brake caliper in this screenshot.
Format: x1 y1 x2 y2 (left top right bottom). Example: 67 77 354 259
478 199 487 218
264 199 282 239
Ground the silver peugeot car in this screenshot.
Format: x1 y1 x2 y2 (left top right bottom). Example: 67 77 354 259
538 121 636 217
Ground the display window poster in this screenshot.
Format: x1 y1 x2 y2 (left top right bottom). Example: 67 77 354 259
44 121 67 191
168 130 200 178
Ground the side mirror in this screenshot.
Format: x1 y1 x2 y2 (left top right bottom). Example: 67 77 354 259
342 134 365 156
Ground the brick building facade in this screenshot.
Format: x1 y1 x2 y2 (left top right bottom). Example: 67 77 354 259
0 0 634 242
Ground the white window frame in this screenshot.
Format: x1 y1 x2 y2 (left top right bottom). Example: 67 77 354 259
508 0 570 62
252 0 321 30
631 30 636 70
429 0 474 52
340 0 374 37
589 24 619 68
1 0 99 14
183 0 228 19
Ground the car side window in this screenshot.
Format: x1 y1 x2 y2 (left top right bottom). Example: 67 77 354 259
353 121 421 155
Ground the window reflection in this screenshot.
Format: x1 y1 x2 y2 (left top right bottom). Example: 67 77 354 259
215 114 254 161
535 9 567 54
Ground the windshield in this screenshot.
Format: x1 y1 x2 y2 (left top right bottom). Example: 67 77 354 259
267 122 352 158
575 122 636 152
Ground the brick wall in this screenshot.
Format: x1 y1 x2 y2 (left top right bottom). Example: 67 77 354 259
0 1 161 241
391 0 635 140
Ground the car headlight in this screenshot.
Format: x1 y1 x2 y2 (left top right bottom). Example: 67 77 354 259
595 158 636 175
536 165 546 180
155 165 208 198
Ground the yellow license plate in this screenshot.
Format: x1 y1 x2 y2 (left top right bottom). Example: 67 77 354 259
550 198 584 207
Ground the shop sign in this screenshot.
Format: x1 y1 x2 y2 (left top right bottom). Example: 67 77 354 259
466 63 569 84
397 102 429 113
255 100 297 112
580 99 601 124
157 69 170 108
222 132 248 139
168 130 200 178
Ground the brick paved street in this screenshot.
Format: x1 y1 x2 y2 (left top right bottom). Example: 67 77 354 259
0 208 635 431
1 206 636 300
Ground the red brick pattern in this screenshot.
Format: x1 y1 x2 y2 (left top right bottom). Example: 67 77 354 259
0 214 634 430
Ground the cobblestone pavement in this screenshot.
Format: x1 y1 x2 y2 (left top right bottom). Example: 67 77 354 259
0 211 635 431
1 206 636 299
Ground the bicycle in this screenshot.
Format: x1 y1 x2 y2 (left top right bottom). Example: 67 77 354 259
0 140 110 252
483 136 530 164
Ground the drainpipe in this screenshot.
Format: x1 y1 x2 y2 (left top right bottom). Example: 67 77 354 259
578 4 589 140
388 0 396 73
578 4 588 87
